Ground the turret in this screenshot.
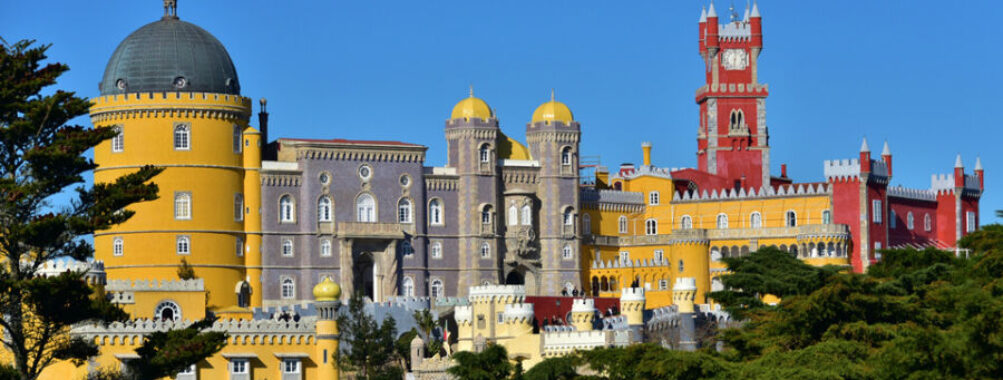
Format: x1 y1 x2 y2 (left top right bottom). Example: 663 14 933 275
705 2 719 53
641 142 652 167
672 278 697 314
954 155 965 188
975 157 984 189
313 278 342 380
699 6 707 55
410 335 425 370
619 287 645 326
503 303 535 337
881 141 892 177
859 138 871 174
569 298 596 331
749 1 762 48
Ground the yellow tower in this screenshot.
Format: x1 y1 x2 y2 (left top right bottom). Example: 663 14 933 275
313 278 342 380
91 5 252 310
670 235 711 304
619 288 646 326
672 277 697 313
569 299 596 331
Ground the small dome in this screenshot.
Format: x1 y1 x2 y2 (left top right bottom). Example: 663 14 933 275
313 278 341 301
100 15 240 95
451 89 493 120
531 91 574 124
497 133 531 160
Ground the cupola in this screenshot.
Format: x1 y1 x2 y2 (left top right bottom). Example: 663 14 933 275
451 87 493 121
531 89 574 124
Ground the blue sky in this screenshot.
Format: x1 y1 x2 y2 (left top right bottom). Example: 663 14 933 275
3 1 1000 222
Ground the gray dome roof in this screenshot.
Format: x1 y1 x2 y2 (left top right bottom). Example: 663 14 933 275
99 17 240 95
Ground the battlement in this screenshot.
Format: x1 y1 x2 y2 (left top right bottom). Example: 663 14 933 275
695 83 769 98
580 188 645 205
541 330 610 355
36 259 105 284
673 278 697 292
91 91 251 108
592 256 670 270
887 185 937 202
930 173 981 192
571 298 596 313
609 165 673 180
503 303 534 322
824 158 889 180
620 287 645 302
383 296 432 311
468 285 526 303
454 305 473 324
718 21 751 39
106 279 205 292
73 318 316 344
673 183 830 203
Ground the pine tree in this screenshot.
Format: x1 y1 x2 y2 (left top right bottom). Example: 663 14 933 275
0 39 163 379
337 292 403 379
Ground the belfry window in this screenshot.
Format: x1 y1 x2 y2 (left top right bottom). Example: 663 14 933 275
561 147 573 166
563 208 575 226
173 124 190 150
729 109 745 130
481 205 493 224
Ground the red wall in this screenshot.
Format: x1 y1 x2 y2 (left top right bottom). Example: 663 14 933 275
830 178 862 272
524 296 621 327
888 197 938 246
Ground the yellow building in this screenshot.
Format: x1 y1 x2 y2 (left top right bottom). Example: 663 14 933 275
581 143 852 309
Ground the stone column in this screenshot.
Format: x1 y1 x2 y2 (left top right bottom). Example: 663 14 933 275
339 238 354 301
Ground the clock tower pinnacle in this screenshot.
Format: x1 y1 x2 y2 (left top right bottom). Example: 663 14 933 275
695 1 770 190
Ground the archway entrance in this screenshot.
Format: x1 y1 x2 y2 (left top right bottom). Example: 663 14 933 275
354 252 375 300
505 271 524 285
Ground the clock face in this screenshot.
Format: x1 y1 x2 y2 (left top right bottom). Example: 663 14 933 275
722 49 748 71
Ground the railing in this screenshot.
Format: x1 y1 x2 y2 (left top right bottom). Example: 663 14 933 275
336 222 411 239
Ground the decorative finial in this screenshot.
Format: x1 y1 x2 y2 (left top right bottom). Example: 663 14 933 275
550 88 555 102
163 0 178 19
469 84 474 98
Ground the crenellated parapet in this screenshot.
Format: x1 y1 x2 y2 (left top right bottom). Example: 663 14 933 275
74 317 317 347
106 279 204 292
541 330 613 356
454 305 473 326
36 259 106 285
467 285 526 304
888 185 937 202
673 183 830 203
580 188 644 212
89 92 251 123
503 303 534 324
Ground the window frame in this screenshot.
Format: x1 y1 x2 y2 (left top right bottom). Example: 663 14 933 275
872 200 883 224
480 242 491 259
562 244 573 260
176 235 191 255
281 239 294 257
320 239 332 257
681 215 693 230
230 359 248 375
279 195 296 224
111 125 124 153
356 193 376 223
716 213 729 229
645 218 657 235
113 237 124 257
428 198 444 226
430 278 444 298
749 212 762 229
430 242 442 259
402 277 415 297
233 193 244 222
173 123 191 151
618 215 628 234
397 198 413 224
649 191 659 205
318 196 332 223
906 211 914 230
232 125 242 153
280 277 295 299
235 237 244 257
282 359 300 374
785 210 797 227
174 192 192 220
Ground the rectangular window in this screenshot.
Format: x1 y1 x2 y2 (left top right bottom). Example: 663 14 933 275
233 125 243 153
872 200 882 224
497 312 505 324
619 251 629 264
175 192 192 220
235 237 244 257
649 191 659 205
173 123 191 151
653 249 664 263
111 126 124 152
889 210 896 229
282 359 300 374
230 359 248 374
967 211 977 233
113 237 124 257
234 194 244 221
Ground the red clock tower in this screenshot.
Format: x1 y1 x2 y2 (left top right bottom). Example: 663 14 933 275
695 2 770 190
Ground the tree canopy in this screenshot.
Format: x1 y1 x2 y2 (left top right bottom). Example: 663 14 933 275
338 292 403 380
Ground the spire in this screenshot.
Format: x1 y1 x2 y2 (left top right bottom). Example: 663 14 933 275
976 156 983 171
707 2 717 18
469 84 474 98
750 1 760 18
700 6 707 22
860 137 870 153
743 0 750 21
955 154 963 168
550 88 555 102
729 2 738 22
881 141 891 156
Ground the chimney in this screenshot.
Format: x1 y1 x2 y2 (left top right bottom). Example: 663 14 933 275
642 142 652 167
258 98 269 146
780 164 787 178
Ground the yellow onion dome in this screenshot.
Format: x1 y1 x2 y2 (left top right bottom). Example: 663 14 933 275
312 278 341 301
451 87 493 120
531 90 574 124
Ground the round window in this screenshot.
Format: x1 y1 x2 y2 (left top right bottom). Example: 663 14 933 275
399 174 410 187
358 165 372 180
115 79 127 90
173 76 188 89
319 172 330 185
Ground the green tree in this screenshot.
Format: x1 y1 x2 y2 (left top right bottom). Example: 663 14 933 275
125 317 227 379
0 39 162 380
177 258 196 280
337 292 403 380
522 354 579 380
448 343 513 380
413 308 442 356
708 246 840 319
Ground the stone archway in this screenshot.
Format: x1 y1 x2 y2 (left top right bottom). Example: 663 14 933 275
505 271 524 285
354 252 375 301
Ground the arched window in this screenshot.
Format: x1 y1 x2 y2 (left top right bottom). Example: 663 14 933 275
750 212 762 228
649 191 660 205
907 211 915 230
618 215 628 234
924 213 932 231
710 247 721 261
173 124 190 150
174 192 191 220
234 193 244 221
428 199 443 226
561 147 573 166
785 210 797 227
480 243 491 258
563 208 574 226
398 198 412 223
282 239 294 257
318 196 332 222
583 214 592 234
176 235 190 255
154 301 181 321
479 144 491 163
562 245 573 259
279 195 295 223
111 126 124 152
508 206 518 226
320 240 332 257
430 242 442 259
281 278 295 299
681 215 693 229
619 251 630 264
645 219 658 235
430 279 444 298
113 237 124 256
356 194 375 222
402 277 415 297
890 210 897 229
481 205 493 224
716 214 729 229
822 210 832 225
521 204 532 225
729 109 744 130
232 125 242 153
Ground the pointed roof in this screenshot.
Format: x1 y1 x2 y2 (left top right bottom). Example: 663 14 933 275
744 1 750 20
707 2 717 18
881 141 891 156
750 1 760 17
860 137 870 153
955 154 963 168
700 6 707 22
976 156 983 171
